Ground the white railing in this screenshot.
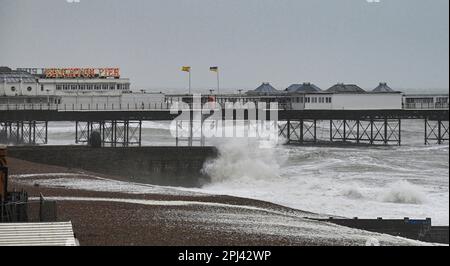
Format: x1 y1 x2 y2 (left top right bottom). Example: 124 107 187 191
0 102 283 112
0 102 173 112
58 102 172 112
1 102 448 111
403 103 449 110
0 103 59 111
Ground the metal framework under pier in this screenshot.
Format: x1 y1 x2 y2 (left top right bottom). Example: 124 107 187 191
0 121 48 145
425 119 449 145
174 119 206 147
75 120 142 147
330 119 401 145
279 119 401 146
278 120 318 144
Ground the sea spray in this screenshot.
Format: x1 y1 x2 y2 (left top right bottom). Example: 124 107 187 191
381 180 426 204
341 186 365 199
201 139 286 183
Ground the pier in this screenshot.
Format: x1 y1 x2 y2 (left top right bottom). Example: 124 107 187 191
0 104 448 146
279 109 448 146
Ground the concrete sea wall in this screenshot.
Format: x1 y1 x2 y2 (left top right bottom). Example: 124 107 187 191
8 146 218 187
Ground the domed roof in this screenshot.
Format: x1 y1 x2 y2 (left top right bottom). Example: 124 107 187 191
286 82 321 93
327 83 366 93
372 82 395 93
247 82 280 95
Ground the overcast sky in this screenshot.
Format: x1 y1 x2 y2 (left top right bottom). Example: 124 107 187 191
0 0 448 92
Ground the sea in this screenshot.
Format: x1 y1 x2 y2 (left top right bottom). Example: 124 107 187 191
45 117 449 226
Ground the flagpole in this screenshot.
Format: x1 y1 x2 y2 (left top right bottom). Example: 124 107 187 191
189 71 191 94
217 70 220 95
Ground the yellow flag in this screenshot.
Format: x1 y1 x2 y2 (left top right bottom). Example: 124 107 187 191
181 66 191 72
210 66 218 72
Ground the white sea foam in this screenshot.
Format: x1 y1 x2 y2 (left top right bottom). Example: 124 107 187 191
341 186 365 199
39 120 450 225
202 139 284 183
381 180 426 204
141 121 170 130
26 196 436 246
196 121 449 225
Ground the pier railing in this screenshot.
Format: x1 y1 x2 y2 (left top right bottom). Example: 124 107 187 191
0 103 59 111
0 102 172 112
404 102 449 110
1 101 448 112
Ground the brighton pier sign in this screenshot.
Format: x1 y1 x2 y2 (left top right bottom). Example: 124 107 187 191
17 68 120 79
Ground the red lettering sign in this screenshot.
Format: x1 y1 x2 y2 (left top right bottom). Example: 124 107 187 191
44 68 120 79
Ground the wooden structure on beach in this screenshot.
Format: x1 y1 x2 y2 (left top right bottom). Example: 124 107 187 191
0 222 77 246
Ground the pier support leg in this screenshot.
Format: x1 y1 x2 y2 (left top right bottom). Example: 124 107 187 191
314 120 317 143
370 119 374 145
300 119 304 144
384 117 388 145
139 120 142 147
343 119 347 142
438 120 442 145
45 121 48 144
287 120 291 144
356 120 360 144
329 119 399 146
75 120 142 147
329 120 333 142
0 121 47 145
425 119 449 145
75 121 78 144
425 118 428 145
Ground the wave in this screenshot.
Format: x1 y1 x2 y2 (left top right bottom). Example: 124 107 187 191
202 139 286 183
341 187 365 199
141 121 170 130
381 180 426 204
